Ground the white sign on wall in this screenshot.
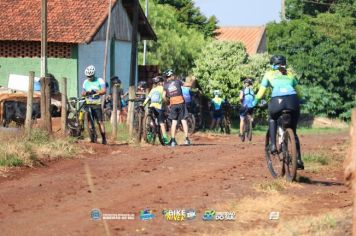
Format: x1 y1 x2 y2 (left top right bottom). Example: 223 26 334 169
8 74 41 92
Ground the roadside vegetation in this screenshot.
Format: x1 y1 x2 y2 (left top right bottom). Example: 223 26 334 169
0 129 79 169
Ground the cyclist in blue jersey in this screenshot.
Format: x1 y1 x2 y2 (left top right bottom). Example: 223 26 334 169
239 78 255 137
253 55 304 169
210 90 224 130
81 65 107 144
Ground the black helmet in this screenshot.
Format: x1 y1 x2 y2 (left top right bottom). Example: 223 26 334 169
270 55 286 65
110 76 121 85
138 80 147 89
164 69 174 78
152 76 162 84
243 78 253 85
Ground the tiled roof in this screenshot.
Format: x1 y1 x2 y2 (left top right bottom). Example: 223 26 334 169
215 26 266 55
0 0 155 43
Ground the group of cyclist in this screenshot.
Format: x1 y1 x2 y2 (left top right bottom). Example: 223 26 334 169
80 54 304 169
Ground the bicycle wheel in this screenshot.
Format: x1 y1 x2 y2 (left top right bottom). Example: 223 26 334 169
265 130 284 178
186 114 196 134
133 108 143 142
283 128 298 182
247 118 253 141
144 115 156 145
241 118 246 142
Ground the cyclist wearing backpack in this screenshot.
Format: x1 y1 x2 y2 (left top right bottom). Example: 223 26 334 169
142 76 170 145
239 78 255 137
210 90 224 130
253 55 304 169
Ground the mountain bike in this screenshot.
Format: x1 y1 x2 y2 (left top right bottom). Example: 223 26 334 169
67 96 97 141
240 107 253 142
129 98 146 143
219 102 232 134
143 107 166 145
265 110 298 182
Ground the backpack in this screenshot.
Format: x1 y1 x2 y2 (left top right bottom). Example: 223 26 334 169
242 88 255 108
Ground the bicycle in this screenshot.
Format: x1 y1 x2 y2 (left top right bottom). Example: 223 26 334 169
67 96 97 141
128 98 145 142
143 107 166 145
240 107 253 142
265 110 298 182
219 102 232 134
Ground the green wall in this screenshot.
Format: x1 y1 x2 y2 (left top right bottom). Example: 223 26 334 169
0 56 78 97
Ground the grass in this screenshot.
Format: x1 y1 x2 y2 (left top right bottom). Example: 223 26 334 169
104 122 130 143
0 129 79 169
255 179 301 192
303 153 331 166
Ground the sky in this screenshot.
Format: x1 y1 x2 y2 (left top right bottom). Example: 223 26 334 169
194 0 282 26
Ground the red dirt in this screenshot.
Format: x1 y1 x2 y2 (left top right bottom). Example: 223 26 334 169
0 132 352 235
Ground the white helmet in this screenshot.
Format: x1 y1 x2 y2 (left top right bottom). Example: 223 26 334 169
85 65 95 77
213 90 221 96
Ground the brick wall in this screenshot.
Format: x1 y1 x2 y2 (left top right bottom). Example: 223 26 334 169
0 41 73 58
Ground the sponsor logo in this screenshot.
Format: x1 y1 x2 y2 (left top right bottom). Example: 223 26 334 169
202 210 216 221
202 210 236 221
140 209 155 221
162 209 196 221
91 209 102 221
269 211 280 220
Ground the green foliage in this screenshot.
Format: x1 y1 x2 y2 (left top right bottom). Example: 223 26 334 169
139 0 206 74
301 85 343 117
193 41 270 104
267 10 356 119
285 0 338 19
153 0 219 38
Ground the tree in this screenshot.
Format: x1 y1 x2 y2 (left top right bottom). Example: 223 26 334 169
139 0 206 74
153 0 219 38
193 41 269 104
267 10 356 119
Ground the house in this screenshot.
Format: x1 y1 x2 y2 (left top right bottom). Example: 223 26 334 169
215 26 266 55
0 0 156 97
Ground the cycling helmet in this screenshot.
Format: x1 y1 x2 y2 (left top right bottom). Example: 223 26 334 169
243 78 253 85
152 76 162 84
164 69 174 78
85 65 95 77
137 80 148 89
213 90 221 96
110 76 121 85
270 55 286 66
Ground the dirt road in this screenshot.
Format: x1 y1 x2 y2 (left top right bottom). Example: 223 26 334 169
0 131 352 235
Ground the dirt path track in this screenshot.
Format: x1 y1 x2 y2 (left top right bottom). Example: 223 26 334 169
0 132 352 235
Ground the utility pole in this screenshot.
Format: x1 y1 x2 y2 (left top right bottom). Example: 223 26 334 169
103 0 112 83
127 0 139 137
143 0 148 65
281 0 286 20
41 0 47 77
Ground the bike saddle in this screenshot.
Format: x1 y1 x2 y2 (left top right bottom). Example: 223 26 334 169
279 110 293 128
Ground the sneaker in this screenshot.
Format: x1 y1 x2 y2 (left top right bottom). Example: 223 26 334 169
184 138 191 146
170 139 177 147
297 159 305 170
163 136 170 145
102 138 107 145
270 144 278 155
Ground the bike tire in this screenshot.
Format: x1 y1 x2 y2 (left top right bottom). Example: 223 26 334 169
187 113 196 135
247 118 253 141
144 115 156 145
283 128 298 182
224 117 231 134
265 130 284 178
67 112 82 137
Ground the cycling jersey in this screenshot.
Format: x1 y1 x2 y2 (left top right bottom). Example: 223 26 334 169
241 87 255 108
211 96 224 111
256 70 301 100
83 77 105 105
144 86 164 110
182 86 191 103
164 79 184 105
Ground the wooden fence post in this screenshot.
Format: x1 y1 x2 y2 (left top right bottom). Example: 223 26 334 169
44 76 52 133
40 77 46 130
61 77 67 136
112 84 118 139
351 109 356 235
25 71 35 138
